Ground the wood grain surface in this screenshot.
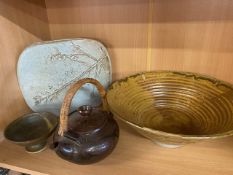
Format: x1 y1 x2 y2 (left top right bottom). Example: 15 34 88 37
1 123 233 175
151 0 233 83
0 0 50 135
45 0 149 80
45 0 233 82
1 0 233 174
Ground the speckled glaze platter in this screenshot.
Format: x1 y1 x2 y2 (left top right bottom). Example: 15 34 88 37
17 39 112 115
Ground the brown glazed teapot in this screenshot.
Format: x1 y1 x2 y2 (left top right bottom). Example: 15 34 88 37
53 78 119 164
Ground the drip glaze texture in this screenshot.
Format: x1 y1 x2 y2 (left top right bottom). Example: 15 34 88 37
107 71 233 147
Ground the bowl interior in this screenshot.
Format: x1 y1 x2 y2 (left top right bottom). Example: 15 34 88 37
5 113 57 143
107 71 233 136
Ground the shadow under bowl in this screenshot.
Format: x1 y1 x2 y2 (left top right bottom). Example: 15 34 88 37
4 112 58 153
107 71 233 148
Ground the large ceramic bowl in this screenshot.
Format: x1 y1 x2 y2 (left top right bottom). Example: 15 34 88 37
106 71 233 148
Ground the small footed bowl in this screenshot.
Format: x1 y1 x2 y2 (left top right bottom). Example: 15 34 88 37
4 112 58 153
107 71 233 148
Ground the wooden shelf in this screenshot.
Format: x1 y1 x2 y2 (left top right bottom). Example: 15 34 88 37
1 124 233 175
1 0 233 174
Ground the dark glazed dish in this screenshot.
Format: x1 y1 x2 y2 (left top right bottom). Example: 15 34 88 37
53 78 119 164
4 112 58 153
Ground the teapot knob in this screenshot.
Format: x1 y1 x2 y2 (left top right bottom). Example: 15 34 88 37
58 78 108 136
77 105 93 116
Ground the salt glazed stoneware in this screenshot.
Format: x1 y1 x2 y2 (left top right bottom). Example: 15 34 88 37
106 71 233 148
17 39 112 115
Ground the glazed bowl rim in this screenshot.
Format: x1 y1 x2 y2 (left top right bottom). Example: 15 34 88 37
107 70 233 139
4 112 58 145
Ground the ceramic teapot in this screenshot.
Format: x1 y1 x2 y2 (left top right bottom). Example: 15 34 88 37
53 78 119 164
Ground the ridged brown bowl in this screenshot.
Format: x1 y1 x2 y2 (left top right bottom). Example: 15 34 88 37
106 71 233 148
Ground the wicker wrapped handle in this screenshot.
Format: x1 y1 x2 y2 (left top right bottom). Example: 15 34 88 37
58 78 108 136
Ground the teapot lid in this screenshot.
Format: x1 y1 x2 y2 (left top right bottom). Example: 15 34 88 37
68 105 108 134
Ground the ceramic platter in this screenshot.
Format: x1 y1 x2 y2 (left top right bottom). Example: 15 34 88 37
17 39 112 115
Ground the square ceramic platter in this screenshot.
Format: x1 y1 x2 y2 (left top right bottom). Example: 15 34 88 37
17 39 112 116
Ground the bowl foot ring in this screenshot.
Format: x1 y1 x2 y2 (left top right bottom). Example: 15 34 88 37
25 141 47 153
153 141 183 148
